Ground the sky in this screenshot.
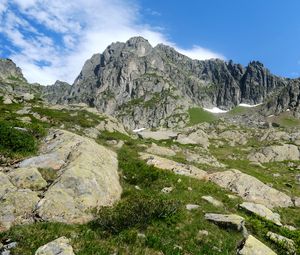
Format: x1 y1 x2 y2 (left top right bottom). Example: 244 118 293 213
0 0 300 85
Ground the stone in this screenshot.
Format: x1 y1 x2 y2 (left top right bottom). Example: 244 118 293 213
21 93 34 101
209 170 293 208
140 153 208 180
239 202 282 226
35 237 75 255
176 129 209 148
267 232 296 254
186 204 200 211
218 130 247 146
0 173 16 198
138 130 178 141
248 144 300 163
201 196 223 207
204 213 245 231
161 187 173 194
8 167 47 191
146 143 176 157
238 235 277 255
35 129 122 224
0 190 39 231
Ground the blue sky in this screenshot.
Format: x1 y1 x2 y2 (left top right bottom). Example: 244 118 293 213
0 0 299 84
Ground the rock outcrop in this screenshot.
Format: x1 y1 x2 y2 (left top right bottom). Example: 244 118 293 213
248 144 300 163
238 235 277 255
0 129 122 231
209 170 294 208
38 37 300 129
35 237 75 255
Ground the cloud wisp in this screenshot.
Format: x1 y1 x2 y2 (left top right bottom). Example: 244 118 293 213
0 0 225 84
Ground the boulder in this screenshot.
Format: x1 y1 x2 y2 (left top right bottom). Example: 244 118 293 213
209 170 293 208
248 144 300 163
218 130 248 146
267 232 296 254
35 129 122 224
35 237 75 255
140 153 207 180
0 172 16 198
186 204 200 211
205 213 245 231
238 235 277 255
176 129 209 148
8 167 47 191
239 202 282 226
0 189 39 231
146 143 176 157
138 130 178 141
202 196 223 207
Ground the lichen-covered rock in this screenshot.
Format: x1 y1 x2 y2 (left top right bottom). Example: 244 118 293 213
202 196 223 207
248 144 300 163
239 202 282 226
209 170 293 208
35 129 122 224
0 189 39 231
205 213 245 231
0 172 16 198
35 236 75 255
138 130 178 141
176 129 209 148
146 143 176 157
239 235 277 255
267 232 296 255
8 167 47 191
140 153 207 180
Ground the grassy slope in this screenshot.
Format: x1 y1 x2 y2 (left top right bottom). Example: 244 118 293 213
188 107 216 125
0 99 299 254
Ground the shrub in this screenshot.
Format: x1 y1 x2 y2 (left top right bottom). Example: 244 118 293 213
91 193 180 234
0 121 37 155
118 146 160 186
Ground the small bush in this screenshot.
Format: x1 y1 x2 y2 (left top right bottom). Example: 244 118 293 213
118 146 160 186
91 193 180 234
0 121 37 155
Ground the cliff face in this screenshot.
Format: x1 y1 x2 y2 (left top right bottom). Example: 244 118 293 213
2 37 300 129
53 36 295 128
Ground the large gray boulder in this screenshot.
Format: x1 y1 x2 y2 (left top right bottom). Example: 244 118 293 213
140 153 207 180
204 213 245 231
238 235 277 255
239 202 282 226
34 129 122 224
209 170 293 208
248 144 300 163
35 237 75 255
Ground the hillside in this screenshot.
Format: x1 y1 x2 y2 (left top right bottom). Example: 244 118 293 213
0 44 299 255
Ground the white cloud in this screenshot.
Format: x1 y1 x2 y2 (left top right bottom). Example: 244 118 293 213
1 0 225 85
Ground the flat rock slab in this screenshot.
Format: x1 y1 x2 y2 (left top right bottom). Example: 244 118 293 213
146 143 176 157
209 170 293 208
35 236 75 255
35 129 122 224
140 153 207 180
202 196 223 207
205 213 245 231
248 144 300 163
238 235 277 255
267 231 296 254
138 130 178 141
239 202 282 226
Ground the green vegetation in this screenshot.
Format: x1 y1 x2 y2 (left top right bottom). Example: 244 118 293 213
32 107 105 128
188 107 216 125
0 121 37 157
228 106 248 115
277 116 300 128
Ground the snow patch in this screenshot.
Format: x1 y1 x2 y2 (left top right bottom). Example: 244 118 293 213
238 103 262 108
133 128 146 133
203 107 228 113
286 109 290 112
268 115 274 117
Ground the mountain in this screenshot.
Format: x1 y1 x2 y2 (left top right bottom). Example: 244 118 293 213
40 36 299 129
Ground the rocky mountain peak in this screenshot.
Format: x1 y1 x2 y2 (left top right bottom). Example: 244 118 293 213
0 58 26 82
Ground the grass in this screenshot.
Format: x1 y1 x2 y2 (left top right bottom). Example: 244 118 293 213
188 107 216 125
32 107 105 128
228 106 248 115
